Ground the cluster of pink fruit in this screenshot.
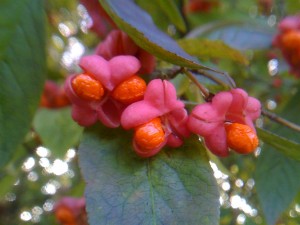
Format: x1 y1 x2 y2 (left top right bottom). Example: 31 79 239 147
64 30 261 158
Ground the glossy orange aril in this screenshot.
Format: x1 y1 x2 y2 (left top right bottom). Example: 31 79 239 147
111 75 146 104
72 74 105 101
280 30 300 65
281 30 300 50
225 123 259 154
55 206 76 225
134 118 165 152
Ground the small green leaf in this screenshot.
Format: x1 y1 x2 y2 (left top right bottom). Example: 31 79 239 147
154 0 187 32
99 0 215 71
33 108 83 157
79 125 220 225
257 128 300 162
178 38 249 65
186 20 275 50
0 0 45 168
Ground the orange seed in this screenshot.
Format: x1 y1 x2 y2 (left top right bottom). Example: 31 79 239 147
281 30 300 51
55 206 76 225
134 118 165 152
225 123 259 154
72 74 104 101
280 31 300 65
111 75 146 105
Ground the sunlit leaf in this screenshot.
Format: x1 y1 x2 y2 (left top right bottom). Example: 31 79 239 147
33 108 83 157
0 0 45 168
178 38 249 65
79 125 220 225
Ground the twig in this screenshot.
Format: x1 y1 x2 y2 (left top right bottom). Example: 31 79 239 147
182 68 210 99
199 69 236 88
153 66 183 79
168 67 184 78
190 69 229 88
262 108 300 132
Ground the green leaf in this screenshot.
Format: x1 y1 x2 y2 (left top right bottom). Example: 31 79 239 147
33 108 83 157
79 125 220 225
186 20 275 50
257 128 300 162
99 0 215 71
255 89 300 225
0 0 45 168
153 0 186 32
254 149 300 225
178 38 249 65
